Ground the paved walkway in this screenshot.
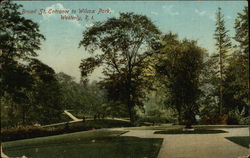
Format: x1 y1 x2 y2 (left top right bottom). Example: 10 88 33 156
64 110 82 121
121 128 249 158
42 110 83 128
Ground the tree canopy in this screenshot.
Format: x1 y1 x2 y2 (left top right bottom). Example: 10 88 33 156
0 2 62 127
155 33 205 126
79 12 161 123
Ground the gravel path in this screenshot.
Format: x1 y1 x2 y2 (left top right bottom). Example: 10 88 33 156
121 128 249 158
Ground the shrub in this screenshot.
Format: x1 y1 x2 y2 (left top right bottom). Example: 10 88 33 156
1 125 93 142
137 116 170 126
227 109 249 125
1 119 132 142
199 115 228 125
227 115 239 125
1 126 50 142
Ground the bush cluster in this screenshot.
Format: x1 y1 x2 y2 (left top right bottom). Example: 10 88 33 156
136 116 171 126
199 114 249 125
1 120 132 142
199 115 228 125
1 125 93 142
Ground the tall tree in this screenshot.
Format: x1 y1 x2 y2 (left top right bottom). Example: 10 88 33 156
221 6 249 119
234 6 249 109
28 59 63 125
0 2 64 127
79 12 161 124
234 6 249 56
155 33 205 127
0 1 45 95
213 7 231 115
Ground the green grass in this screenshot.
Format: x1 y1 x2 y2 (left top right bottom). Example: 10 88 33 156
2 119 133 142
125 124 248 131
60 113 73 122
3 130 163 158
154 128 228 134
44 119 132 130
194 125 249 129
124 124 180 130
226 136 250 148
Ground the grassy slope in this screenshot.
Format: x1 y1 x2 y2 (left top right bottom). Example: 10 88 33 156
44 119 132 130
3 130 163 158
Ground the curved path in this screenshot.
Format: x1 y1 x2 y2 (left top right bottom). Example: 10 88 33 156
121 128 249 158
64 110 82 121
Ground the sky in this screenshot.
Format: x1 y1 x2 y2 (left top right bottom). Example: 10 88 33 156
15 1 248 82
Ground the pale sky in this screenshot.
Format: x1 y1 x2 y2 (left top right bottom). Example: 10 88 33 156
15 1 248 82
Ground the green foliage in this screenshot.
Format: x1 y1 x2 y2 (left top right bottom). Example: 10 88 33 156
0 2 62 127
0 2 45 59
79 12 161 123
199 114 228 125
155 33 205 125
224 6 249 117
0 1 45 96
1 59 63 127
234 6 249 56
213 7 232 115
56 72 87 110
56 73 128 120
227 108 249 125
2 120 131 141
222 55 248 115
138 87 178 124
1 126 50 142
199 7 248 124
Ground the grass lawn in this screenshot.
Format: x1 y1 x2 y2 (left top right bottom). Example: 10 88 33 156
124 124 181 130
195 125 249 129
225 136 250 148
125 124 248 131
44 119 132 130
3 130 163 158
154 128 227 134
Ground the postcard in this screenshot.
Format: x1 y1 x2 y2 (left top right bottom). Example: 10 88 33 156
1 1 249 158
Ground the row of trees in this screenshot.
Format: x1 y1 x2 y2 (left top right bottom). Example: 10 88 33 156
0 2 110 128
57 72 128 120
0 2 64 127
1 1 248 128
79 7 249 125
201 7 249 124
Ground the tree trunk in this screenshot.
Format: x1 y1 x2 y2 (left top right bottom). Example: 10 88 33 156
219 37 223 115
22 105 26 125
126 69 136 125
128 104 135 125
177 109 182 125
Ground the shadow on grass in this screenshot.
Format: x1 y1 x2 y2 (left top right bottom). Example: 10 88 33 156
154 128 228 134
225 136 250 148
3 130 163 158
195 125 249 129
